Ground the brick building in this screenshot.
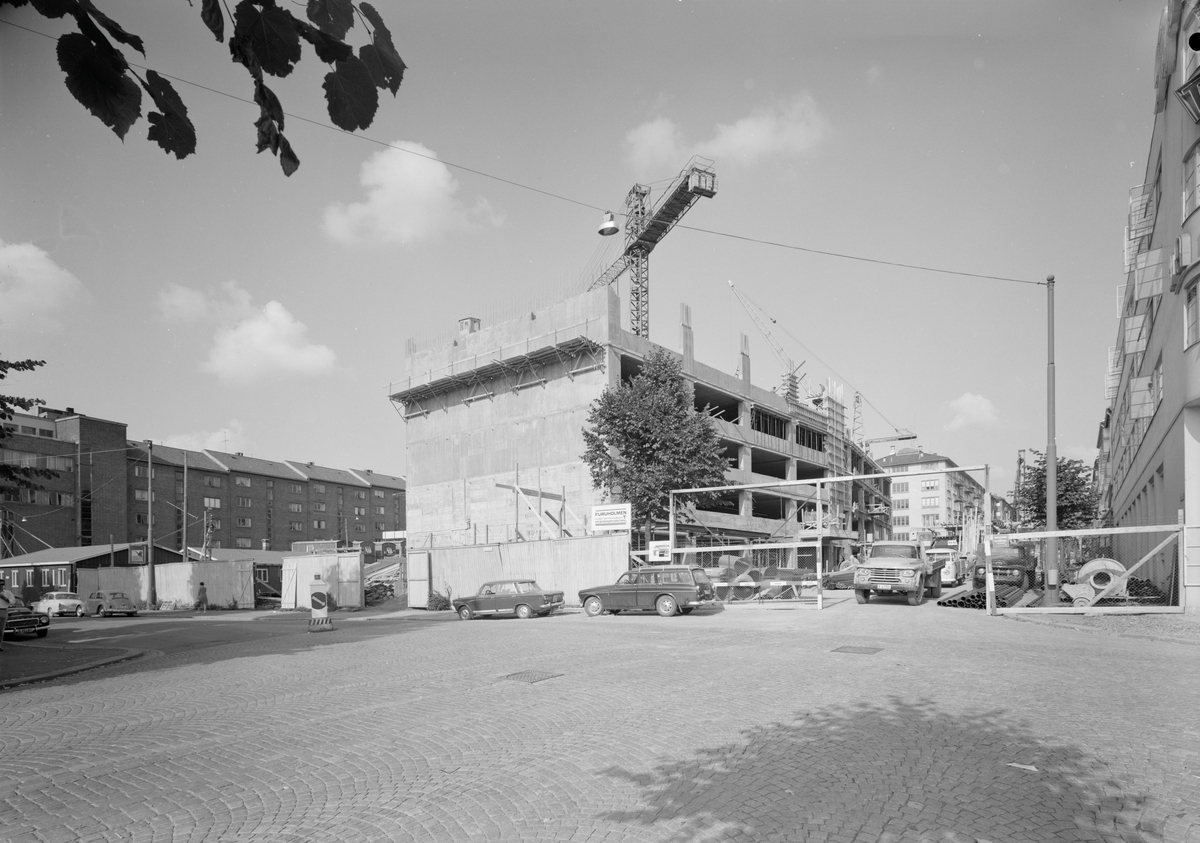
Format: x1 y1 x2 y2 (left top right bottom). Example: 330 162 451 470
1 407 405 557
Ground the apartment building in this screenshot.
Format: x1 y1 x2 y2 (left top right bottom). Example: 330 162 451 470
1 407 405 557
876 447 985 542
1093 0 1200 609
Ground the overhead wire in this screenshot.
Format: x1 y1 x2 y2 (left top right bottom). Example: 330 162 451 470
0 14 1046 290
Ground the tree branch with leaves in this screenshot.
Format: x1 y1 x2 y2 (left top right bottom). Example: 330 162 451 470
3 0 405 175
0 358 58 498
1016 449 1099 530
581 348 729 547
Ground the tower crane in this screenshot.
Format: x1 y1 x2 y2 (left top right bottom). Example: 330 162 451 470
590 156 717 338
861 431 917 457
727 279 808 410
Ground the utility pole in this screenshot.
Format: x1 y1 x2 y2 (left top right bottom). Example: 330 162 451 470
1045 275 1059 605
146 440 156 606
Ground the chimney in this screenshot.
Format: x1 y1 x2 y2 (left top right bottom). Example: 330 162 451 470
889 446 896 456
66 407 75 414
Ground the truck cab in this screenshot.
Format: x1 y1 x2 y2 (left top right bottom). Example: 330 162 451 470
852 540 945 606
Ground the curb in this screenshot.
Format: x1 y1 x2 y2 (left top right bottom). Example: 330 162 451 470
0 644 150 691
1005 613 1200 647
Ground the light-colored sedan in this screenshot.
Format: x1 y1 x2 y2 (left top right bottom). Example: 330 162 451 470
31 591 86 617
83 591 139 617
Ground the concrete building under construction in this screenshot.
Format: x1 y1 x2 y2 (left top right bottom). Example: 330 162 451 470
390 285 892 563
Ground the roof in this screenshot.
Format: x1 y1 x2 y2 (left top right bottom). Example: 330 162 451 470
877 448 957 468
349 469 406 490
187 548 293 565
0 544 175 567
285 461 371 485
203 450 307 480
127 442 226 471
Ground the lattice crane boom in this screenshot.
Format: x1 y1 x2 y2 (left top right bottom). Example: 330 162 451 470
727 279 806 410
589 156 717 338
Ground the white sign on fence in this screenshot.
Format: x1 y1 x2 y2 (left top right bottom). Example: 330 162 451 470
591 503 632 532
648 541 671 562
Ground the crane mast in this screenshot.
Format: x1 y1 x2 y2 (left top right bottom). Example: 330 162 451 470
590 156 717 338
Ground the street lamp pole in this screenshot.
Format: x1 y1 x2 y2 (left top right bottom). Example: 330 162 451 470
1045 275 1059 605
146 440 157 606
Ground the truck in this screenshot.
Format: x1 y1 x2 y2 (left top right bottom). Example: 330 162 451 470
852 540 945 606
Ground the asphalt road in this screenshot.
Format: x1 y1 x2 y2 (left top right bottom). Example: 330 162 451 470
1 597 1198 843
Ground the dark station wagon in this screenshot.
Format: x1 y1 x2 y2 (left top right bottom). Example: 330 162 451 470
453 579 565 620
578 565 715 617
3 598 50 639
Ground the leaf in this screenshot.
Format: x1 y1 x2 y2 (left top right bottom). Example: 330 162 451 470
30 0 72 18
201 0 224 42
358 1 405 95
253 78 283 129
277 133 299 176
0 0 32 9
57 31 141 140
77 0 145 56
305 0 353 41
295 20 352 65
322 55 377 131
232 0 302 78
141 70 196 158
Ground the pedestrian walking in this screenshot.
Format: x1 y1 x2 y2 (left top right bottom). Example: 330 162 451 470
197 581 208 613
0 577 15 651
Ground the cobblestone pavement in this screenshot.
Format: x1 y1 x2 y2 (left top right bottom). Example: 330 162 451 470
1 599 1198 843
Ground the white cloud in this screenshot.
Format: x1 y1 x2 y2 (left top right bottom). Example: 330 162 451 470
158 283 211 322
625 95 830 170
201 300 336 383
0 239 86 330
323 141 501 244
944 393 999 431
161 420 248 453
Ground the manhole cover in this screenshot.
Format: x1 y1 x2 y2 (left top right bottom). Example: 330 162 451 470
504 670 562 684
833 646 883 655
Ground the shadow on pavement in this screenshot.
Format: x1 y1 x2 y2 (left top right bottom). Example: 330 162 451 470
600 697 1164 843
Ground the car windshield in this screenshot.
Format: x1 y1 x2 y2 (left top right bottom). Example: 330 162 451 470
57 593 79 600
871 544 918 559
109 592 129 599
691 569 711 584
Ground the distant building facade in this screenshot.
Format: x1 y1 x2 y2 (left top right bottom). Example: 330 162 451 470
1 407 405 557
876 447 985 542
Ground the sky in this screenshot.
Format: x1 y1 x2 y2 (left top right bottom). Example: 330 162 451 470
0 0 1164 498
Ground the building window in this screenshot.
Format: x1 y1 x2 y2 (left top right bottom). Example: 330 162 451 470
233 496 250 508
921 496 939 508
892 482 909 493
235 537 252 548
210 518 221 530
921 479 939 490
922 514 938 526
374 521 385 531
373 490 384 499
894 499 909 510
235 476 251 487
313 519 327 530
353 506 366 516
375 506 385 515
354 524 366 533
236 517 252 527
889 466 908 474
255 569 268 582
1188 284 1199 347
204 497 221 509
288 502 303 513
203 476 222 488
313 483 325 494
354 490 367 500
288 483 303 494
313 502 326 512
134 489 156 501
135 513 149 525
894 532 909 541
893 515 909 526
289 521 303 531
133 466 155 478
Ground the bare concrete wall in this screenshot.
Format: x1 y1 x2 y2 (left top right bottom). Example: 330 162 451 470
76 560 253 609
427 534 629 607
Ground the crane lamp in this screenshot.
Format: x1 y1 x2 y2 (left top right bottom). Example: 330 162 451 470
598 211 619 236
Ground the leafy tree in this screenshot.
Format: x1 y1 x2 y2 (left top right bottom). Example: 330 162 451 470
581 348 729 546
1016 449 1098 530
0 358 57 497
2 0 406 176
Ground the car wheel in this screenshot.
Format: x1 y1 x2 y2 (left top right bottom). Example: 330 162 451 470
908 578 925 606
94 606 104 616
930 579 943 599
583 596 603 617
855 589 870 604
102 609 111 617
655 595 678 617
515 604 533 620
36 628 48 638
458 605 474 621
75 607 84 617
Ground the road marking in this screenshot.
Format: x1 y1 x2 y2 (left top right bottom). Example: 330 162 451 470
67 626 188 644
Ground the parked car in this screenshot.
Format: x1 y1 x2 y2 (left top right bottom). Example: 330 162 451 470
83 591 138 617
3 597 50 638
31 591 85 617
578 565 715 617
453 579 565 620
972 544 1041 591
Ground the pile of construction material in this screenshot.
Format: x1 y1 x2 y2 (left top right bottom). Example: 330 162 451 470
937 585 1026 609
365 580 397 605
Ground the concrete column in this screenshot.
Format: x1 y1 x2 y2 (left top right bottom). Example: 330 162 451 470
680 303 694 375
739 333 752 386
1183 405 1200 613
